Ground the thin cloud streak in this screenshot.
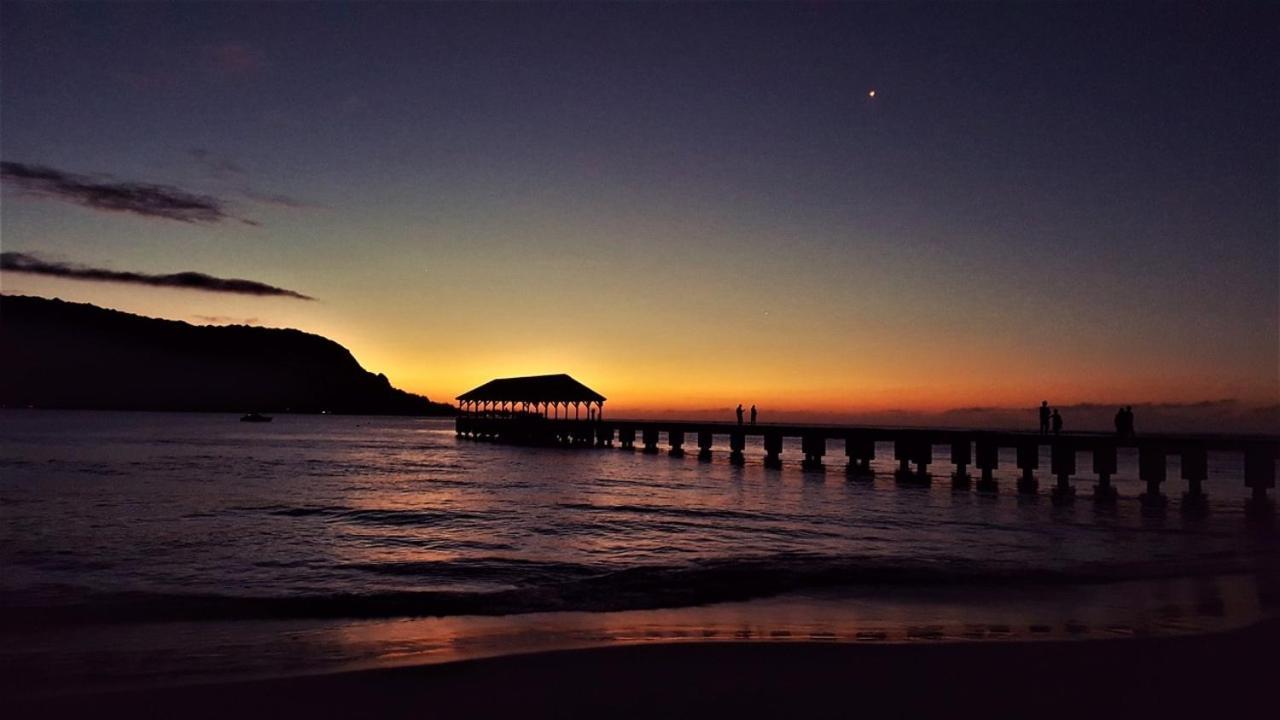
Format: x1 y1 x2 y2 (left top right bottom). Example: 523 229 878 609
239 188 321 210
1 161 253 225
193 315 260 325
189 148 246 180
1 253 313 300
187 149 319 210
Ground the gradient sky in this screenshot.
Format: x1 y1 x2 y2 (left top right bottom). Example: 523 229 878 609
2 2 1276 422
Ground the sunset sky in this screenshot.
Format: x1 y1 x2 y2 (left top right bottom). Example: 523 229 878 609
2 3 1276 422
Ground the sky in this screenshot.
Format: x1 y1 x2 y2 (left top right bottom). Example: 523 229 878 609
1 2 1277 428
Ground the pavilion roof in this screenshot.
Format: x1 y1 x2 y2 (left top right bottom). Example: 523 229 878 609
456 374 606 403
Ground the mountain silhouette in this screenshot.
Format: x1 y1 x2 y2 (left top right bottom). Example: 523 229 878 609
0 295 454 415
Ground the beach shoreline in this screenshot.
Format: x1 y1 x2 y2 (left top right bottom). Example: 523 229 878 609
15 617 1277 719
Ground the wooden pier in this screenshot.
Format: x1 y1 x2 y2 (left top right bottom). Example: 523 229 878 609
455 415 1279 516
453 374 1279 517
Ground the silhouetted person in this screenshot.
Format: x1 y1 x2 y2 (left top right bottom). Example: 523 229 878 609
750 404 757 425
736 404 744 425
1051 408 1062 435
1038 401 1050 435
1114 407 1126 437
1125 406 1136 437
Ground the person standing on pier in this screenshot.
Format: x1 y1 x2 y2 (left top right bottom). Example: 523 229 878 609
736 404 744 425
1114 407 1126 436
1124 406 1136 437
1039 401 1051 434
1051 408 1063 435
750 405 757 425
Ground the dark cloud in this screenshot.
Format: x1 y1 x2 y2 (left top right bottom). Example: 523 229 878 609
1 253 313 300
1 161 253 225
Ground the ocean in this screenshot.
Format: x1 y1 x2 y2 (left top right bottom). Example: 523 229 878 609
2 410 1277 695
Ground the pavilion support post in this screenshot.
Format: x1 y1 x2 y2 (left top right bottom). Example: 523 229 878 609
1093 443 1119 504
801 434 826 471
642 427 660 454
1180 444 1209 517
729 432 746 466
1050 441 1076 504
618 427 636 450
951 440 972 489
697 431 714 462
763 433 783 469
1244 444 1276 518
846 435 874 478
668 430 685 458
1016 440 1039 495
1139 445 1168 511
975 439 999 494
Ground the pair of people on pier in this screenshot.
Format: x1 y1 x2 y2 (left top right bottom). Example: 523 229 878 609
1038 401 1063 435
735 404 758 426
1115 406 1136 437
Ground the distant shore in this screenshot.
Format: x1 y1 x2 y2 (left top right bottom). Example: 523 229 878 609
18 618 1278 719
0 405 457 417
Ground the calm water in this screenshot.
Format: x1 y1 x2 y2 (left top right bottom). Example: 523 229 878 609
2 410 1278 693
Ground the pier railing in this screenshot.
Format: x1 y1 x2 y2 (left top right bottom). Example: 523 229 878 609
454 416 1279 517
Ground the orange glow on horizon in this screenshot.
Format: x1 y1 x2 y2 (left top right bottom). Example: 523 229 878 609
6 273 1276 431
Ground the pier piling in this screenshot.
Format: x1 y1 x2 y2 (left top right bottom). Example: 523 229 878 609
763 433 783 469
1180 445 1208 517
846 436 874 477
1244 444 1276 518
801 434 826 471
975 439 999 493
1093 444 1118 504
1016 441 1039 495
668 430 686 458
697 431 714 462
642 428 659 455
1138 446 1167 511
950 440 972 489
1050 441 1076 503
729 432 746 466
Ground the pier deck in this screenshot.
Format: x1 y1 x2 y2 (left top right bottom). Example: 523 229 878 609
456 415 1279 516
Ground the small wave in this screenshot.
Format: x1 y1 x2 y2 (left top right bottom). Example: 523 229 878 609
557 502 778 523
225 504 488 526
2 553 1261 626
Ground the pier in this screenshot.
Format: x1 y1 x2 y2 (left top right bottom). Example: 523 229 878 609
455 375 1279 517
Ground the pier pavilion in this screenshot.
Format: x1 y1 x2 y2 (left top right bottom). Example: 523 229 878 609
457 374 606 421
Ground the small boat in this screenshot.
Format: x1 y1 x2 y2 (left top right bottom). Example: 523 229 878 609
240 413 273 423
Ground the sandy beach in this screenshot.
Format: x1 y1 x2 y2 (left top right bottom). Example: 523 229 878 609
16 618 1276 719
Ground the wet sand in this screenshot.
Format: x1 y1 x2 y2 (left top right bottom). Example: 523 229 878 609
16 618 1277 719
